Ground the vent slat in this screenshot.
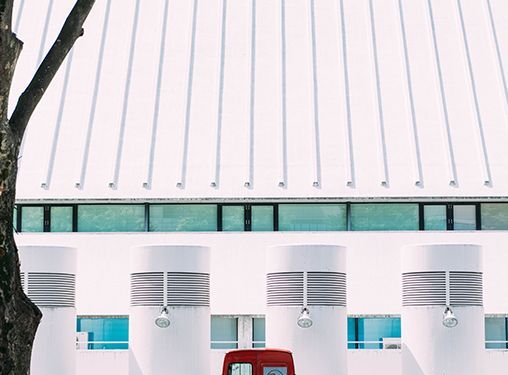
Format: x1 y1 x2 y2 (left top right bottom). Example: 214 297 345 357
25 272 75 307
402 271 482 307
130 272 209 307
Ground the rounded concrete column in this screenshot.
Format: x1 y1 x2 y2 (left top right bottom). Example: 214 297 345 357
19 246 77 375
129 245 210 375
266 244 347 375
401 244 484 375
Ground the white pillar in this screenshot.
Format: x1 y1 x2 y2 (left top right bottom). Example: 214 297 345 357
401 244 484 375
266 244 347 375
129 245 210 375
19 246 77 375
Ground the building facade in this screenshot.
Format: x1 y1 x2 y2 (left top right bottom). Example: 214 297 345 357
11 0 508 373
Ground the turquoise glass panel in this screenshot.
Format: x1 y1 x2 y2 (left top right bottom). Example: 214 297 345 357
485 317 507 349
453 205 476 230
252 206 274 231
78 205 144 232
278 204 346 231
252 317 266 348
76 317 129 350
356 317 401 349
424 205 447 230
211 316 238 349
347 317 357 349
351 204 419 231
222 206 244 231
50 206 73 232
150 205 217 231
21 206 44 232
481 204 508 230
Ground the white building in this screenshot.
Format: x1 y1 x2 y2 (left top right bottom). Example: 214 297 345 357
11 0 508 373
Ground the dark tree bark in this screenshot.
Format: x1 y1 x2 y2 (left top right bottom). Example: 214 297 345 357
0 0 95 373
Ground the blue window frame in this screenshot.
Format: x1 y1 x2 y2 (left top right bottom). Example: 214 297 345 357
76 316 129 350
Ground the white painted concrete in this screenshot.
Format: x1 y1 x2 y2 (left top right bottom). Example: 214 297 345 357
19 246 76 375
15 231 508 316
266 245 347 375
401 244 484 375
129 245 210 375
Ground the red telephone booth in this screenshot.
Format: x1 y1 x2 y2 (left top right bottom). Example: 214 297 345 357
222 349 296 375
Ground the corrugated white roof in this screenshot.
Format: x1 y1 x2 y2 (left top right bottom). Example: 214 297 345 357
11 0 508 200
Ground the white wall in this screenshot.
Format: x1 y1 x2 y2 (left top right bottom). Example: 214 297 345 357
15 231 508 315
76 349 508 375
12 0 508 199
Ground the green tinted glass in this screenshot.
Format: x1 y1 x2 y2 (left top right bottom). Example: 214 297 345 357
78 205 145 232
149 205 217 231
278 204 346 231
351 204 419 231
481 204 508 230
252 317 266 348
21 206 44 232
211 316 237 349
222 206 244 231
252 206 274 231
424 205 446 230
453 205 476 230
50 206 73 232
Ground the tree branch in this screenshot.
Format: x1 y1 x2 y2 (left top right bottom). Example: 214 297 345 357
0 0 14 32
9 0 95 138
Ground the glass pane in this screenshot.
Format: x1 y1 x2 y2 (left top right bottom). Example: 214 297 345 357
149 205 217 232
453 205 476 230
252 206 274 231
424 205 447 230
76 317 129 350
211 316 238 349
351 204 419 231
229 363 253 375
223 206 244 231
278 204 346 231
348 317 357 349
485 317 507 349
357 317 401 349
78 205 145 232
21 206 44 232
252 318 266 348
481 204 508 230
264 368 287 375
50 206 73 232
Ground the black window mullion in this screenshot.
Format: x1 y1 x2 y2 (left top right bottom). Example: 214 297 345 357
447 204 454 230
16 205 21 232
72 205 78 232
418 203 424 230
245 205 251 231
346 202 351 231
43 206 50 232
273 204 279 231
144 204 150 232
476 203 481 230
217 205 223 232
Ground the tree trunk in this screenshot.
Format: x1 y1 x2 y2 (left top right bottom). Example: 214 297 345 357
0 0 95 372
0 121 42 375
0 24 42 374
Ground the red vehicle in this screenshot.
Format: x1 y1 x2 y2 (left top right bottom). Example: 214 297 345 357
222 349 296 375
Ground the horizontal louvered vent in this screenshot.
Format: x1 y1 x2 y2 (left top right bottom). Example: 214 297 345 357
267 272 304 306
27 272 75 307
20 272 25 291
131 272 164 307
450 272 483 306
403 271 483 307
167 273 210 306
267 272 347 307
130 272 210 307
403 272 446 306
307 272 346 306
